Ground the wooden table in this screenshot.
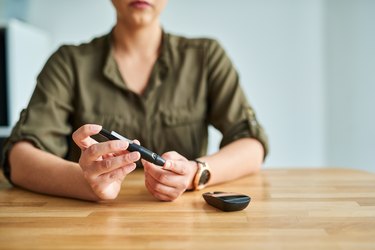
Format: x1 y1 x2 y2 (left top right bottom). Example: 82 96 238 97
1 168 375 250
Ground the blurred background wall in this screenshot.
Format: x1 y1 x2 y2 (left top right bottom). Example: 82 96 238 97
0 0 374 172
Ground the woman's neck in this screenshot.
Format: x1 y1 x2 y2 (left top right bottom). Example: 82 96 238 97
112 21 162 58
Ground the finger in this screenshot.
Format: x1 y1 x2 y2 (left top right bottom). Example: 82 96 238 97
143 159 170 180
90 164 137 200
162 151 186 161
143 160 185 188
83 140 129 163
145 171 177 194
102 153 115 160
89 151 140 176
112 139 140 156
144 175 176 201
72 124 102 150
145 183 175 201
162 160 188 175
100 163 137 182
133 139 140 145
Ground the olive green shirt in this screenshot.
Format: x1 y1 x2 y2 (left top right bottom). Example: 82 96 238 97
1 30 268 180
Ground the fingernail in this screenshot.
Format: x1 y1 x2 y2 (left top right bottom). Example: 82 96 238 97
130 152 140 161
117 140 128 148
90 124 102 132
163 160 171 170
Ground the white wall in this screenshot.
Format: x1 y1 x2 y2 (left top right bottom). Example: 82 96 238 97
325 0 375 172
1 0 374 171
25 0 115 50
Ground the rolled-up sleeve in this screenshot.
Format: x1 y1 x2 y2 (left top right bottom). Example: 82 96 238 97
206 40 269 158
1 46 74 181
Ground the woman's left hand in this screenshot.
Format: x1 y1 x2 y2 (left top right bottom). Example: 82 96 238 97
143 151 198 201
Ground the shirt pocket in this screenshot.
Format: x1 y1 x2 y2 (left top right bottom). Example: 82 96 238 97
158 107 207 159
161 108 204 126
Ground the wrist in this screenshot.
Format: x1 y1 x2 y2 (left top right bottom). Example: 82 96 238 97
188 159 211 191
187 160 199 190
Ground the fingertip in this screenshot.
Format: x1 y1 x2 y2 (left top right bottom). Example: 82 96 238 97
133 139 141 145
117 140 129 149
163 160 172 170
133 151 141 161
142 159 157 170
73 124 101 149
141 159 148 168
90 124 102 133
126 162 137 173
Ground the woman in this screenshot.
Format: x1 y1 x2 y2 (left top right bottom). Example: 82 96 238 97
1 0 268 201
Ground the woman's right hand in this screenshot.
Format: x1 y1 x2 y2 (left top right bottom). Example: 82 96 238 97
72 124 140 200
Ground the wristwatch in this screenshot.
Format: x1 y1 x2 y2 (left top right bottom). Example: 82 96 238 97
192 160 211 190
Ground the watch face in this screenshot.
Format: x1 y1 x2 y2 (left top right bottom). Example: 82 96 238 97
199 169 211 185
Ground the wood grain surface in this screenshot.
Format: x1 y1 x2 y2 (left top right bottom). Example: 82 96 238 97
1 168 374 250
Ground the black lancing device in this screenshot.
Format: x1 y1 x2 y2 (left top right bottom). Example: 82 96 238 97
98 128 166 166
